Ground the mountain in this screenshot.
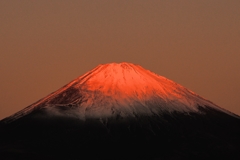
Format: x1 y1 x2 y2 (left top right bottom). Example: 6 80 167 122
0 62 240 160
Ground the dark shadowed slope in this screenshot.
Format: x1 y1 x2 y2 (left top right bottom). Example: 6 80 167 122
1 62 240 160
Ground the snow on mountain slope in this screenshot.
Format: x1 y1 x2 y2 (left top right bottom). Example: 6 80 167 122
2 62 239 123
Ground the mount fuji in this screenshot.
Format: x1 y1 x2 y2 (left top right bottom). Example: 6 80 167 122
0 62 240 160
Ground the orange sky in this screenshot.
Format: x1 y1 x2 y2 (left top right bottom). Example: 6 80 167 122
0 0 240 119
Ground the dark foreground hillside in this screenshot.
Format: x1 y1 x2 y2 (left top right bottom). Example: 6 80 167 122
0 106 240 160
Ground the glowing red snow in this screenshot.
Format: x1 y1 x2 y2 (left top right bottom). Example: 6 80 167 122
4 62 237 122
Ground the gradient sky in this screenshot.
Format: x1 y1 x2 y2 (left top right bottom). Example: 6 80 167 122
0 0 240 119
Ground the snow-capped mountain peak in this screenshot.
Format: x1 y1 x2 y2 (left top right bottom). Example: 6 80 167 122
2 62 238 122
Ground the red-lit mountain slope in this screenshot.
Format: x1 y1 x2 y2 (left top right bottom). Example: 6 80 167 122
2 62 238 123
0 62 240 160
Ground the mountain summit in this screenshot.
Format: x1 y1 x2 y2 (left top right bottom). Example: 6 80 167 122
2 62 237 123
1 62 240 160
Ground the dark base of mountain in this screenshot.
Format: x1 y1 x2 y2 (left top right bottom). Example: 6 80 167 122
0 106 240 160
